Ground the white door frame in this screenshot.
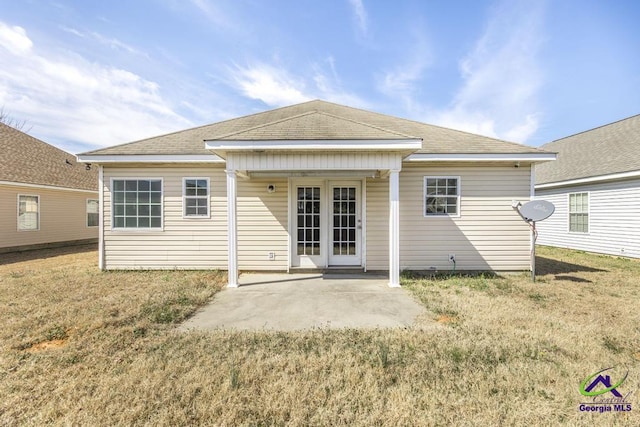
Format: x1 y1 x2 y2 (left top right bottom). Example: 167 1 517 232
289 178 365 268
328 180 362 266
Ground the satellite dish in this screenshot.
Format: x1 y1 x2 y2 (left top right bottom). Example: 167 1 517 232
518 200 555 222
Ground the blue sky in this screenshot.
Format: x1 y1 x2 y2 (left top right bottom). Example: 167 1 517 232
0 0 639 154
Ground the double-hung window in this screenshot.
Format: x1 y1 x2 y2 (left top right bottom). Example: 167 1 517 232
18 195 39 231
569 192 589 233
112 179 162 229
424 177 460 217
183 178 210 218
87 199 99 227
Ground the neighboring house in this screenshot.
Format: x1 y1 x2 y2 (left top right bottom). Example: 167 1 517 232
0 123 98 253
535 114 640 258
77 100 555 286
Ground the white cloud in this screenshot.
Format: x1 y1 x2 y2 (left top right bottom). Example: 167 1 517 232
231 63 312 107
348 0 368 37
376 28 432 114
429 0 546 143
0 21 192 151
61 26 146 57
0 22 33 55
229 60 368 109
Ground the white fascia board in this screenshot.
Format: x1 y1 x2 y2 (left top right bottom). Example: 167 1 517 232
75 154 225 163
204 139 423 151
405 153 557 162
0 180 97 194
535 169 640 189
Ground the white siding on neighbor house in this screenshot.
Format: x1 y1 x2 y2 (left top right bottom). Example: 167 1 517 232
397 163 532 271
0 183 98 250
102 167 289 270
103 166 228 269
535 179 640 258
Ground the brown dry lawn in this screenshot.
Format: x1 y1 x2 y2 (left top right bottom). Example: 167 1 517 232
1 245 639 426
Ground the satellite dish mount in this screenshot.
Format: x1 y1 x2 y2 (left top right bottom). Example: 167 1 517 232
513 200 555 282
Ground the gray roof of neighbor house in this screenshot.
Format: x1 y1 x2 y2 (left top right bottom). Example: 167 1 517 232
536 114 640 185
0 123 98 191
80 100 548 156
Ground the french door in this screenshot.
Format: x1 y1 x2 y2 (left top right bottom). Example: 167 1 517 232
291 180 362 268
328 182 361 266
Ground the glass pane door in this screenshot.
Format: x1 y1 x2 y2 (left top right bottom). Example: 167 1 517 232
297 187 321 256
332 187 357 256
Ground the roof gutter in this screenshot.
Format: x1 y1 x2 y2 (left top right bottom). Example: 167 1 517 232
536 169 640 189
405 153 557 162
76 154 225 163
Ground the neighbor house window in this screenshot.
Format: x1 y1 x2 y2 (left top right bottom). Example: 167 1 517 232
183 178 210 217
87 199 99 227
424 177 460 216
112 179 162 229
569 192 589 233
17 195 39 231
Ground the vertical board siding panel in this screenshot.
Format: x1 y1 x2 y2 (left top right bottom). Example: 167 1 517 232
399 164 532 271
103 166 228 269
536 179 640 258
237 178 289 270
227 152 402 171
0 184 98 249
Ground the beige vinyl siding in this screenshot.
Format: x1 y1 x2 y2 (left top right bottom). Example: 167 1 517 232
237 178 289 270
536 178 640 258
365 177 389 270
102 167 289 270
103 166 228 269
0 183 97 250
398 163 532 271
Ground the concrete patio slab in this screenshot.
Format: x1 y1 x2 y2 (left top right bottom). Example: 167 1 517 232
179 272 426 331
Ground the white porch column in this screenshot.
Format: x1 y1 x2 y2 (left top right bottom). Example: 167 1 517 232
389 169 401 287
98 165 105 270
226 170 238 287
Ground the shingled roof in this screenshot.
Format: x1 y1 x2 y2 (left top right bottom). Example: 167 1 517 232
536 114 640 185
81 100 547 156
0 123 98 191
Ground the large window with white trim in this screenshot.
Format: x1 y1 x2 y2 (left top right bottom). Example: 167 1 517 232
112 179 162 229
424 176 460 216
18 194 39 231
569 192 589 233
183 178 210 218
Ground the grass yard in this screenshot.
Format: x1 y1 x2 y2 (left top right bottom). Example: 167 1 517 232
1 245 639 426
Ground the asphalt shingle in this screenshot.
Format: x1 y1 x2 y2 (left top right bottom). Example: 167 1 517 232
0 123 98 191
536 114 640 185
81 100 547 157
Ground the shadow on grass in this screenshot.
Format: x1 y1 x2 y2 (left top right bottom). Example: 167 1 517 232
0 243 97 266
553 275 593 283
536 256 608 276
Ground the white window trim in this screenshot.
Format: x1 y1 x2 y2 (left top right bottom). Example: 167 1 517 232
423 176 461 218
17 194 40 231
182 177 211 219
110 178 164 231
86 198 99 228
567 191 590 234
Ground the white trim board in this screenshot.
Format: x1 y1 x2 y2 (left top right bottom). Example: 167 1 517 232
0 180 97 194
536 169 640 189
205 139 423 151
406 153 557 162
76 154 224 163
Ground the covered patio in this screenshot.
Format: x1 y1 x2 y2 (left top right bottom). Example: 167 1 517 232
205 122 423 288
